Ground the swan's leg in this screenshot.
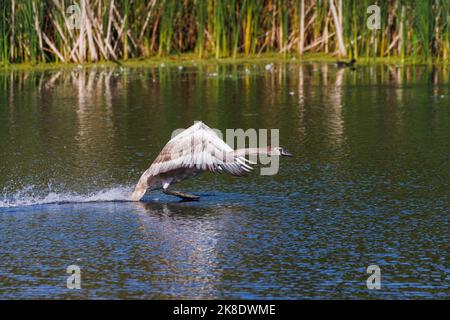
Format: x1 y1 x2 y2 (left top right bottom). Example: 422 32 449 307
162 183 200 201
164 189 200 201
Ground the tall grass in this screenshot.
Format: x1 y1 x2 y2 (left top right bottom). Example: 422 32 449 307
0 0 449 64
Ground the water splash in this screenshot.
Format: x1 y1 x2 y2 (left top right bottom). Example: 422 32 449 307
0 185 132 208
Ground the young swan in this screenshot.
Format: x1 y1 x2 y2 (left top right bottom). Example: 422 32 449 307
130 122 292 201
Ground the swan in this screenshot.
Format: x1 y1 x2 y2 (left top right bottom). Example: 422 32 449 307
130 121 292 201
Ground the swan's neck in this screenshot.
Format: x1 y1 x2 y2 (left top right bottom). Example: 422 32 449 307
233 147 272 157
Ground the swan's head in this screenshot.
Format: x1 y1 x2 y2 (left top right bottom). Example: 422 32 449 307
276 146 293 157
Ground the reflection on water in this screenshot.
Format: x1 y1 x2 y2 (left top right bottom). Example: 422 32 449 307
133 202 240 299
0 63 449 299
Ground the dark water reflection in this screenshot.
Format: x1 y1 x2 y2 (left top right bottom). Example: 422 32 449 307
0 63 449 299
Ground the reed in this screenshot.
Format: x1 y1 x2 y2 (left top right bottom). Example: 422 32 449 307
0 0 449 65
195 0 207 58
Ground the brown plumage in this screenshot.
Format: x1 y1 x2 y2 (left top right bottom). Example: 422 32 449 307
130 121 292 201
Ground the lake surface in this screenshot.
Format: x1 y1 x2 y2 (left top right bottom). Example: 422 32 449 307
0 62 449 299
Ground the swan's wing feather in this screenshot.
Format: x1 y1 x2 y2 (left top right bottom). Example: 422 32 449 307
147 122 253 177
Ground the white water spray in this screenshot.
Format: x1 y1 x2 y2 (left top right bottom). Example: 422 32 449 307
0 185 133 208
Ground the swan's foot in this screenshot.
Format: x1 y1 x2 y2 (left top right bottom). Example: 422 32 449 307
163 189 200 201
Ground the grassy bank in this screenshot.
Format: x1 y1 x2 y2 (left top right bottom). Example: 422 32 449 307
0 1 449 66
2 52 448 72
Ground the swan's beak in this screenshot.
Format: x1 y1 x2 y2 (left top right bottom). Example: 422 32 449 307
281 149 293 157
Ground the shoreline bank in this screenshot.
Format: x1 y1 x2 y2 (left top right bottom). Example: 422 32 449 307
1 53 448 72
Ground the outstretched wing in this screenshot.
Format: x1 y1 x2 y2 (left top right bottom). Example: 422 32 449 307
146 122 253 177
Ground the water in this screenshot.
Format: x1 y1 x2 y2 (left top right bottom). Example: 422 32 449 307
0 63 449 299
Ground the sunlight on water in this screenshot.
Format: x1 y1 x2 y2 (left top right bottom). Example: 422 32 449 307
0 63 448 299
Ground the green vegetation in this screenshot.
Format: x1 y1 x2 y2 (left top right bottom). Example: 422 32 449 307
0 0 449 66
